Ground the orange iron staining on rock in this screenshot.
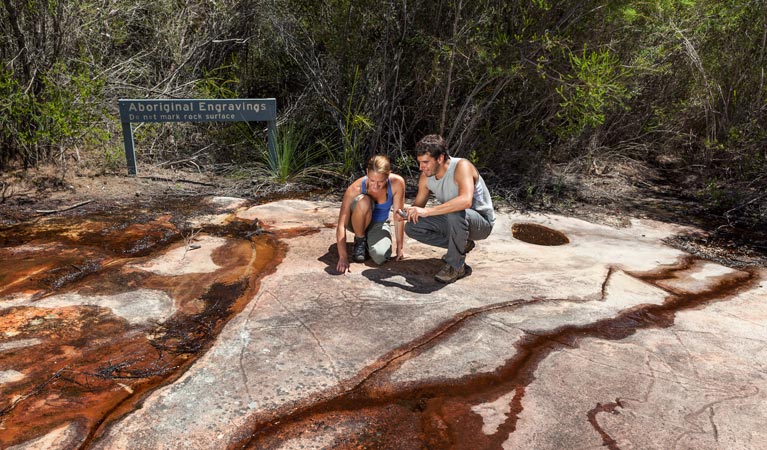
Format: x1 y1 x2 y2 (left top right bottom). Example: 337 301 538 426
0 197 284 448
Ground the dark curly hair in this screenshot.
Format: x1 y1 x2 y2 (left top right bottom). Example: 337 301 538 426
415 134 448 160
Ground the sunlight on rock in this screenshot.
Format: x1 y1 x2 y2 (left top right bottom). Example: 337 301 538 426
186 213 231 227
0 293 34 310
207 197 248 210
0 370 25 385
382 274 416 290
8 422 81 450
0 338 42 352
657 260 746 295
237 200 338 230
472 391 517 435
132 235 227 276
690 262 738 280
32 289 176 325
187 198 246 227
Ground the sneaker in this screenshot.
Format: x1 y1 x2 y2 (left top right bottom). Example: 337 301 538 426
442 240 476 262
352 235 368 263
435 262 466 283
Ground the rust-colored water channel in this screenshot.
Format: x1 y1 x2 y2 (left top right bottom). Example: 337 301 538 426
0 198 283 448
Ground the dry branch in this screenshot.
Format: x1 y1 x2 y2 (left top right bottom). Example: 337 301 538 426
35 200 94 215
136 176 217 187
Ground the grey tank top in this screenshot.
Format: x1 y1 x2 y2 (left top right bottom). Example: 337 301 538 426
426 157 495 222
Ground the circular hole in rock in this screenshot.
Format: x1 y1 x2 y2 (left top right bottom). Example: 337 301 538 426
512 223 569 246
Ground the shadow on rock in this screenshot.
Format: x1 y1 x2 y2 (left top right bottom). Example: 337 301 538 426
362 258 470 294
318 243 346 275
318 245 469 293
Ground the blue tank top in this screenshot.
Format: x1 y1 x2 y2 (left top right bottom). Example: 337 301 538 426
362 176 393 222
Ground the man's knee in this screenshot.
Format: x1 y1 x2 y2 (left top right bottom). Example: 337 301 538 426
446 210 467 225
404 221 431 241
404 221 415 238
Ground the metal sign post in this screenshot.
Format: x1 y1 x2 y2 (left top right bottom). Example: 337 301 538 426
118 98 277 176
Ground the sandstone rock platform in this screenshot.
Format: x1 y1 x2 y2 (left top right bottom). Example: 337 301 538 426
2 198 765 449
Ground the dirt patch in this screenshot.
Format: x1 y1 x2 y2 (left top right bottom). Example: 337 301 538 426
0 164 320 228
1 166 218 207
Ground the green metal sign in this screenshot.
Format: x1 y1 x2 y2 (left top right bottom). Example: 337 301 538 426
118 98 277 175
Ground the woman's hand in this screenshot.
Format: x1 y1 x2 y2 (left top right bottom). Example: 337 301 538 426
336 256 350 274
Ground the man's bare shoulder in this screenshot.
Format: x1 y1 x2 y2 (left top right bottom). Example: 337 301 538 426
455 157 476 170
455 158 478 180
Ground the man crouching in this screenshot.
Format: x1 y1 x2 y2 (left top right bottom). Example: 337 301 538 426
403 135 495 283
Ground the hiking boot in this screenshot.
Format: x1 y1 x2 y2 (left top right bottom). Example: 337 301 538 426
352 235 368 263
435 262 466 283
442 240 476 262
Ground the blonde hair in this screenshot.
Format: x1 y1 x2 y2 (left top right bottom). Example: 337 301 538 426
366 155 391 176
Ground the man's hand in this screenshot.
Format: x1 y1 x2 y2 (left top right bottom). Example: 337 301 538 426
336 257 350 274
395 249 405 261
406 206 429 224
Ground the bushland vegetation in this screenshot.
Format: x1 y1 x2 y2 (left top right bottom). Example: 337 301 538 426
1 0 765 231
